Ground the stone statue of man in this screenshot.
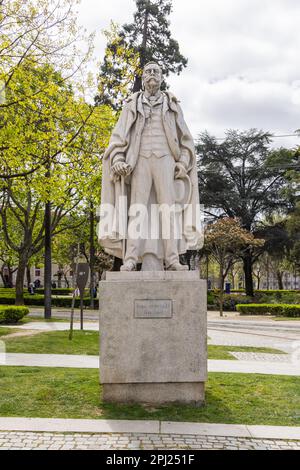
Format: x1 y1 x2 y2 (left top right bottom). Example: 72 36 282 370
98 62 202 271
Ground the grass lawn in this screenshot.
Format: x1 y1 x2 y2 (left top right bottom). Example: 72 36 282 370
0 327 20 337
21 317 71 323
4 330 99 355
0 367 299 426
208 345 286 360
2 330 285 358
273 317 300 321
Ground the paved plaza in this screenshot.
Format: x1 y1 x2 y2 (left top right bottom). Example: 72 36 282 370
2 315 300 375
1 313 299 450
1 431 300 450
0 419 299 450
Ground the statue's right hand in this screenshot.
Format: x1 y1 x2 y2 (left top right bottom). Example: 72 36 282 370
111 162 132 176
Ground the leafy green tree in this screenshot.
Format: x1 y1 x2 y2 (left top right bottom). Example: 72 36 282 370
0 61 114 306
204 218 264 316
255 216 294 289
0 218 18 287
0 0 94 179
197 130 295 296
96 0 187 109
286 202 300 273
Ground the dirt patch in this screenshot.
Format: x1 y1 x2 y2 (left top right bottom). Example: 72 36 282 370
1 329 43 339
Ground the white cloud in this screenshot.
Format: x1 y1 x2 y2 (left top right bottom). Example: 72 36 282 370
76 0 300 149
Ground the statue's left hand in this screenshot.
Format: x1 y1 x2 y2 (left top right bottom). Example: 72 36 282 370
174 162 187 179
111 162 132 177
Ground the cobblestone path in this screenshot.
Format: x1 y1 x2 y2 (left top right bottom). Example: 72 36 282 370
0 431 299 450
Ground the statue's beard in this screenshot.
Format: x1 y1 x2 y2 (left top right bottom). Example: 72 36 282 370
144 79 161 95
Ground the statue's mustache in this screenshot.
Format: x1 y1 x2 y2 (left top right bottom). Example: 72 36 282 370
144 76 159 83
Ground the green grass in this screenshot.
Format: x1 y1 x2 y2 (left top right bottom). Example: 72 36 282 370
0 327 20 337
25 316 72 323
208 345 286 360
0 367 299 426
273 317 300 321
9 316 73 325
2 330 285 358
4 330 99 355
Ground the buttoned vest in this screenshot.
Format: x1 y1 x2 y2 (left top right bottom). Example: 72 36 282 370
139 98 172 158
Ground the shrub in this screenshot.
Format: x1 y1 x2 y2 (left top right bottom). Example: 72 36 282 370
0 294 98 309
208 291 253 311
36 288 74 295
207 292 215 305
222 294 253 311
236 303 300 317
0 306 29 323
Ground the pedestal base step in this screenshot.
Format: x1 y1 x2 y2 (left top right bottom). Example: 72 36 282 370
102 382 205 405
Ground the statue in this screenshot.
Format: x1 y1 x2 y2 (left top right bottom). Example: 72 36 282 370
98 62 202 271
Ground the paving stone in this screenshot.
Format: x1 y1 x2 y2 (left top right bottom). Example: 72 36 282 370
0 431 299 450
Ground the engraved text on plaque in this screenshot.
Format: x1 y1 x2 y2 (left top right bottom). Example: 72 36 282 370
134 300 172 318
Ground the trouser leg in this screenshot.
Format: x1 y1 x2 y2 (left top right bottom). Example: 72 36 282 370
152 155 179 268
124 157 152 265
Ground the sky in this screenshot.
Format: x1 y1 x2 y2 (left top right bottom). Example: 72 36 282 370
76 0 300 148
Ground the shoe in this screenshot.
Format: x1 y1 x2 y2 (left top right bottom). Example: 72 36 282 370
120 261 136 272
167 263 188 271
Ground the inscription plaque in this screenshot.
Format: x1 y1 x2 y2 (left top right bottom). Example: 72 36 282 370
134 300 172 318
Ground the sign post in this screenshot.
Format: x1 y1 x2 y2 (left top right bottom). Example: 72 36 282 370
69 244 90 340
76 262 89 330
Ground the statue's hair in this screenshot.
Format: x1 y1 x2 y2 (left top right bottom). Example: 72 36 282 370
143 62 162 72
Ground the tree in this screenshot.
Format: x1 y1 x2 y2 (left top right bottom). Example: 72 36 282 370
0 219 18 287
96 0 187 109
204 218 264 316
0 60 115 306
286 203 300 274
197 130 295 296
255 217 293 290
0 0 94 179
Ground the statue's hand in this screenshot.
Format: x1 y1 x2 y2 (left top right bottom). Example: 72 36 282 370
111 162 132 177
174 162 187 179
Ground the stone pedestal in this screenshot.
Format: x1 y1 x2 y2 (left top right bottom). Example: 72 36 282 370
99 271 207 405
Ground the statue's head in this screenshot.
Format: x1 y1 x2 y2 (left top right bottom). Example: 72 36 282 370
142 62 162 95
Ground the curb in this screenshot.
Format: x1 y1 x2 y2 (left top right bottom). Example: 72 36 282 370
2 354 300 375
0 418 299 440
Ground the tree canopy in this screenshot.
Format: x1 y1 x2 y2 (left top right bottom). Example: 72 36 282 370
96 0 187 109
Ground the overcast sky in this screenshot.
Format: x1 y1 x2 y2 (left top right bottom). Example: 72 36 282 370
76 0 300 148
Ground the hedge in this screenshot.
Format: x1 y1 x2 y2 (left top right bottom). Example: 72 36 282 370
207 292 252 311
35 288 75 295
236 303 300 317
0 306 29 324
209 289 300 295
0 294 98 309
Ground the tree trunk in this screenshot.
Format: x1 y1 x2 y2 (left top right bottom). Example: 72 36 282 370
57 268 62 288
257 274 260 290
0 268 5 287
44 200 52 319
89 204 95 309
276 270 284 290
242 251 254 297
266 256 270 290
230 269 236 290
63 271 69 288
218 264 224 317
133 7 149 93
6 265 15 287
113 257 122 271
133 76 142 93
26 264 31 287
15 255 27 305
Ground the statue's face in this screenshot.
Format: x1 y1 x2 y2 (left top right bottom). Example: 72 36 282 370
142 64 162 93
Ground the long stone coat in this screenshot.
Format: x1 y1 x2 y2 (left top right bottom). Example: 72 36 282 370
98 91 202 260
